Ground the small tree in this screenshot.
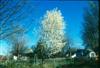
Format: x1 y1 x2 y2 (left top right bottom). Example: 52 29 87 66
62 37 73 57
34 40 47 63
10 35 28 60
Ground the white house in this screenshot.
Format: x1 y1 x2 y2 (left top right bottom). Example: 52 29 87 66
67 49 97 60
13 55 18 61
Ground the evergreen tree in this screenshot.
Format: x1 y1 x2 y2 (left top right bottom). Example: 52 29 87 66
82 1 99 53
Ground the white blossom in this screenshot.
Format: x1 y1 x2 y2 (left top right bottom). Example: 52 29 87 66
41 8 66 55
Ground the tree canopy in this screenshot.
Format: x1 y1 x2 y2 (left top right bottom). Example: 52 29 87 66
82 1 99 53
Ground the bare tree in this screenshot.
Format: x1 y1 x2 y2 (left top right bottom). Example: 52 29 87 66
0 0 34 39
10 34 28 60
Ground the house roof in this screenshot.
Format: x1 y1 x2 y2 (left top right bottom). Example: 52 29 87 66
24 49 33 54
0 55 7 61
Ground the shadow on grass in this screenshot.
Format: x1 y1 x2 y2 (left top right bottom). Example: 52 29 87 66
0 64 7 68
57 61 99 68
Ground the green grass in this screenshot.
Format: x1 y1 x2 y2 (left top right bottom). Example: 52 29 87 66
0 58 98 68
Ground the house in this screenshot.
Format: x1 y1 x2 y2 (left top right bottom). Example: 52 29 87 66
71 53 76 58
65 48 97 60
65 48 77 58
0 55 7 61
12 49 34 61
13 55 18 61
71 49 97 60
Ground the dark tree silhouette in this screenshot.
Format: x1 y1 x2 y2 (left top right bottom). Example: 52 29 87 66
82 1 99 54
34 40 47 63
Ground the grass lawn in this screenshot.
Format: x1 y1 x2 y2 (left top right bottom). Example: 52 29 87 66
0 58 99 68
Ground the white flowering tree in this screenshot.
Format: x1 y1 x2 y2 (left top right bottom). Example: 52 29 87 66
41 8 67 56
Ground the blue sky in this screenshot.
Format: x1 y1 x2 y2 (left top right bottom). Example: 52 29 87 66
0 1 90 55
25 1 88 48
